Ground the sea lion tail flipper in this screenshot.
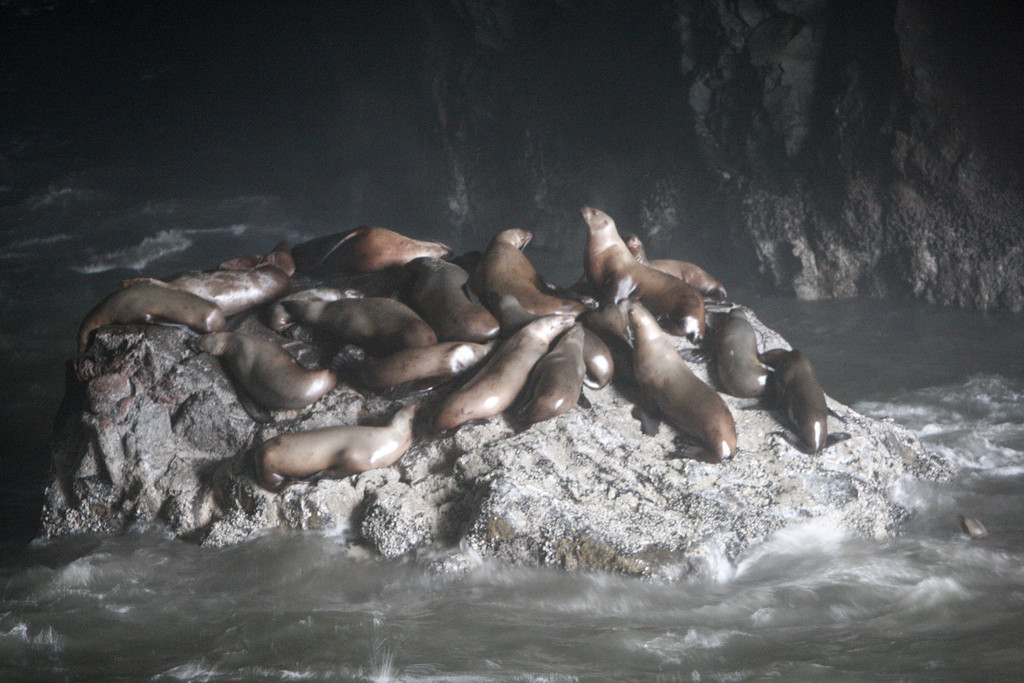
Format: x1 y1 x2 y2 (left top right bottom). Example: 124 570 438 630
828 407 846 423
772 429 816 454
577 392 592 410
230 383 274 424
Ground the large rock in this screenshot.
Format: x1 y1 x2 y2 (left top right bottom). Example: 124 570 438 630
42 297 952 579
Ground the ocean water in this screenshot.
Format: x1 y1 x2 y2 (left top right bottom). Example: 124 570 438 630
2 177 1024 679
4 3 1024 678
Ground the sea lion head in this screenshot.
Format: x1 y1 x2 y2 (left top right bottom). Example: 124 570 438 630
495 229 532 251
580 206 616 236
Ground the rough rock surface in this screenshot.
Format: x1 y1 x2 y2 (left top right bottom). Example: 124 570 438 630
42 296 953 579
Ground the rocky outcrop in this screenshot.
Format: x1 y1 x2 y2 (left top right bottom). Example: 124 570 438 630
42 292 952 579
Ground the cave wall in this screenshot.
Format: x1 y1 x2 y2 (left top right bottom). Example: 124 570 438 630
416 0 1024 309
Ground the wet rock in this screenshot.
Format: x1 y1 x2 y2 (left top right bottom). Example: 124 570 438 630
42 301 954 579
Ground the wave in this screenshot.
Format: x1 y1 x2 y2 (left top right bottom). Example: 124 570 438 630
855 374 1024 471
25 186 99 211
71 230 194 274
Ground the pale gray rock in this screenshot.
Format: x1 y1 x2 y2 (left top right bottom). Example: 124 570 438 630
42 296 953 579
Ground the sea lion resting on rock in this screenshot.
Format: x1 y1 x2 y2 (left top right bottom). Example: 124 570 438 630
516 322 588 425
759 348 846 454
433 314 575 434
706 309 767 398
217 241 296 277
405 257 501 343
581 206 706 342
128 264 290 317
626 301 736 463
489 292 614 389
624 234 727 300
256 403 418 492
264 286 360 333
190 331 336 412
291 226 452 274
78 282 226 353
478 229 586 317
284 298 437 356
354 340 495 392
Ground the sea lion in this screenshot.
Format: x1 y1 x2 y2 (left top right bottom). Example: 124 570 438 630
433 314 575 434
355 340 495 392
291 226 452 274
707 309 767 398
624 234 728 300
626 301 736 462
478 229 586 317
78 282 226 353
517 323 588 425
128 264 291 317
191 331 336 411
758 348 832 454
218 241 296 277
284 298 437 356
490 292 612 389
579 301 634 384
581 206 706 342
256 403 417 492
405 257 501 342
265 286 359 333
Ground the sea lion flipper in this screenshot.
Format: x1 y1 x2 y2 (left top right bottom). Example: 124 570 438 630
826 432 851 448
231 384 274 424
828 407 846 422
577 392 592 410
633 406 661 436
679 348 706 363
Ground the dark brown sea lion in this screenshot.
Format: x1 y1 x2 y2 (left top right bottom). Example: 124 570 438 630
517 323 588 425
626 301 736 462
433 314 575 434
128 264 290 317
624 234 728 300
191 331 336 411
291 226 452 274
284 298 437 356
707 309 767 398
355 340 495 392
256 403 417 492
758 348 831 454
581 207 705 342
264 286 359 333
478 229 586 317
78 282 226 353
405 257 501 343
579 300 634 384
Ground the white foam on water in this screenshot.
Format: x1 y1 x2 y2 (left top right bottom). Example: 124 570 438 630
71 229 194 274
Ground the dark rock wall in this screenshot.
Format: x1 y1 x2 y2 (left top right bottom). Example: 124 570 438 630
417 0 1024 309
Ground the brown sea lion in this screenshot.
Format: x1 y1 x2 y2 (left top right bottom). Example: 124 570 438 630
489 292 612 389
78 282 226 353
291 226 452 274
579 300 634 384
759 348 831 454
707 309 767 398
478 229 586 317
355 340 495 392
433 314 575 434
581 206 706 342
256 403 417 492
626 301 736 462
128 264 290 317
265 286 360 333
624 234 727 300
517 323 588 425
284 298 437 356
191 331 336 411
405 257 501 343
218 241 296 277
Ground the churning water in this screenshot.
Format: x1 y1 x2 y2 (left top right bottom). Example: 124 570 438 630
2 178 1024 680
